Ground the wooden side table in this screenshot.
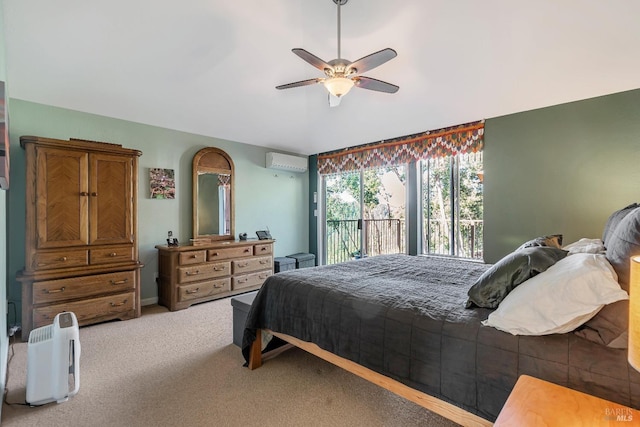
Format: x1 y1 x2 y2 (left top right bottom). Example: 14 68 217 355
494 375 640 426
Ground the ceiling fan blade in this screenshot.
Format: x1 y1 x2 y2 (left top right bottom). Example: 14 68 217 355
348 48 397 74
292 48 333 72
354 76 399 94
276 78 322 90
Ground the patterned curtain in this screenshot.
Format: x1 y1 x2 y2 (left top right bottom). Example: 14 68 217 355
217 173 231 187
317 120 484 175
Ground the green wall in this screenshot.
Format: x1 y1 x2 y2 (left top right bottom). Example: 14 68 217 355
6 100 309 319
308 89 640 265
483 89 640 262
0 1 9 418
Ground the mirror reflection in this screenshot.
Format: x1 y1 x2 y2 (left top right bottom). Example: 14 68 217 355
192 147 234 242
197 173 231 235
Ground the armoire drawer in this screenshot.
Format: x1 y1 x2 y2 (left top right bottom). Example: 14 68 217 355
208 246 253 261
90 246 135 265
33 291 136 329
233 256 273 274
177 262 230 284
233 269 272 290
32 270 137 304
178 278 231 302
33 249 89 271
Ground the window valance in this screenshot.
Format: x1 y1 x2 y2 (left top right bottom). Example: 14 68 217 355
317 120 484 175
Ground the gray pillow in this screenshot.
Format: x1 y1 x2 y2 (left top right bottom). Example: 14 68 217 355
465 246 569 309
605 206 640 291
577 206 640 348
602 203 639 246
516 234 563 251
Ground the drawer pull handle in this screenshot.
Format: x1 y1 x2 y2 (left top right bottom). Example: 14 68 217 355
109 252 118 257
185 288 199 294
59 256 68 262
261 247 267 251
190 254 200 258
259 274 268 279
244 248 251 253
110 301 126 307
44 286 66 294
260 260 268 264
238 262 248 267
214 266 225 271
110 279 128 285
214 284 223 289
238 278 248 283
91 192 98 197
186 270 200 276
211 252 219 256
80 191 89 196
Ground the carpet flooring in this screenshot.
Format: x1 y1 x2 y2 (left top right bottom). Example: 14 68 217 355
2 297 460 426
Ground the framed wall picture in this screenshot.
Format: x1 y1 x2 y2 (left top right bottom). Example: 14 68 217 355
149 168 175 199
0 81 9 190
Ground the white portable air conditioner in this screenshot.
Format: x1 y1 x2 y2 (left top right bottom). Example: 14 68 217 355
266 152 308 173
26 311 81 406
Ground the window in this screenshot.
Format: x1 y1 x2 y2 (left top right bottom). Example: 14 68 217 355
421 154 483 259
317 121 484 263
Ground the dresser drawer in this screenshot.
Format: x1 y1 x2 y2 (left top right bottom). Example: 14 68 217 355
208 245 253 261
179 250 207 265
32 270 137 304
33 291 135 329
90 246 135 265
178 278 231 302
233 256 272 274
33 249 89 271
177 262 230 284
254 243 272 256
233 269 272 290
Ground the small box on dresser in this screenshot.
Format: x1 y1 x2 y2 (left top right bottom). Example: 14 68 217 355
156 239 274 311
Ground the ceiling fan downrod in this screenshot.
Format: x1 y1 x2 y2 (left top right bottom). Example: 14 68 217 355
334 0 348 60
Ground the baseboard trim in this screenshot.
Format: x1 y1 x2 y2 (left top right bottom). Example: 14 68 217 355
141 297 158 306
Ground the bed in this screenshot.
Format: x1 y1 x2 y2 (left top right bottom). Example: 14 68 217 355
241 204 640 425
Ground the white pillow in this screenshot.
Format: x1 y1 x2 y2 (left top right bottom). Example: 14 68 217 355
482 253 628 335
562 238 606 256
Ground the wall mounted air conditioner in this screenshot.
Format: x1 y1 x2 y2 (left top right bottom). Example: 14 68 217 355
26 312 81 406
266 152 308 173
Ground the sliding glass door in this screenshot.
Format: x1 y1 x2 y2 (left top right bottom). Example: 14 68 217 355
324 171 362 265
323 166 406 265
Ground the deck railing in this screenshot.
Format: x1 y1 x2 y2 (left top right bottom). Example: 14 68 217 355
424 219 483 259
326 218 483 264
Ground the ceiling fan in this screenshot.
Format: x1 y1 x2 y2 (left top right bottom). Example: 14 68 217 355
276 0 399 106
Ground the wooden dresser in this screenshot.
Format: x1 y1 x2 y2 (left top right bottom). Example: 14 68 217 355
156 240 274 311
17 136 143 339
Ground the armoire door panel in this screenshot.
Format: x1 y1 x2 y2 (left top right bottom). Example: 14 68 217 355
90 154 134 245
36 147 89 248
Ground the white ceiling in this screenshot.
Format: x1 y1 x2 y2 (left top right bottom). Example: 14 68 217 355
3 0 640 156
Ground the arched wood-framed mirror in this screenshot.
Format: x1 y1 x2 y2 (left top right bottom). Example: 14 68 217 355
192 147 235 242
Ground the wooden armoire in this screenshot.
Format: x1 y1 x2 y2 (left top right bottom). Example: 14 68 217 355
17 136 143 339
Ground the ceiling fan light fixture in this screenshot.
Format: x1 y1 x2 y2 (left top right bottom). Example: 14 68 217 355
323 77 354 97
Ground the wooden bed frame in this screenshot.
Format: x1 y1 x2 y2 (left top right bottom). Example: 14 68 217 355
249 328 492 427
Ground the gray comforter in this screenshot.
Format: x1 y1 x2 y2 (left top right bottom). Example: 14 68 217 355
242 254 639 421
